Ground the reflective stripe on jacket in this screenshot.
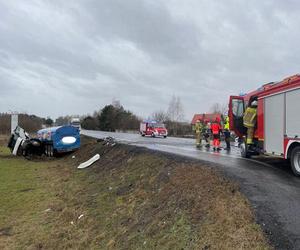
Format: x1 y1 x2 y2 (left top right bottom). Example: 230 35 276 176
243 107 257 128
195 122 202 133
224 116 230 130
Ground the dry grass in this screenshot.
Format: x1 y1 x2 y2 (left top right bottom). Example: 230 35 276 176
0 136 271 249
0 135 9 147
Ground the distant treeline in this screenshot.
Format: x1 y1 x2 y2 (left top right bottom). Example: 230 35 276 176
81 103 140 132
80 100 193 137
0 113 46 134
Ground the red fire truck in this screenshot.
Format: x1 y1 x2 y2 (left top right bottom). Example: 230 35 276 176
229 74 300 175
140 121 168 138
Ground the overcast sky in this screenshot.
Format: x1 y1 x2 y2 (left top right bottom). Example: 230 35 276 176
0 0 299 120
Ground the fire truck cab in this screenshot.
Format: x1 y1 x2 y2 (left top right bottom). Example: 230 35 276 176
140 121 168 138
229 75 300 176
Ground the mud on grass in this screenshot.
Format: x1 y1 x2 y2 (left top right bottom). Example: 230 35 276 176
0 136 270 249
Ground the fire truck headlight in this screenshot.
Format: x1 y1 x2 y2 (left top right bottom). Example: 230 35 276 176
62 136 76 144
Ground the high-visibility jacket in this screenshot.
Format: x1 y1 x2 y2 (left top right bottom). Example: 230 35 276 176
211 122 221 135
194 122 202 133
224 116 230 130
243 107 257 128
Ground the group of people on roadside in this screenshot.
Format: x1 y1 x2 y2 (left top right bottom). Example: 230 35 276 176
193 116 231 151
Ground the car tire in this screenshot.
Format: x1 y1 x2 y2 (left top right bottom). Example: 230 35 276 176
151 133 155 138
291 146 300 176
164 136 167 138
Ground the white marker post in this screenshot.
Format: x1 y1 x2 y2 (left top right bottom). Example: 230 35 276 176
11 112 18 134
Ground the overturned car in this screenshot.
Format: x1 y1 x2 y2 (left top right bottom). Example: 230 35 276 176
8 125 80 158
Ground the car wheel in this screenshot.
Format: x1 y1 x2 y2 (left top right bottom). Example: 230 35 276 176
291 146 300 176
151 133 155 138
164 136 167 138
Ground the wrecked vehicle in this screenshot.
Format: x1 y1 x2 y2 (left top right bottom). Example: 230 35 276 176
8 125 80 158
8 126 44 158
37 125 80 156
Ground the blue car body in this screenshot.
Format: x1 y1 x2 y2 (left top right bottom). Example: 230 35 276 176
37 126 80 153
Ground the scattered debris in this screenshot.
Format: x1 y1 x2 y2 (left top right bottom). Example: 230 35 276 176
78 214 84 220
70 221 74 225
77 154 100 169
72 155 76 159
102 137 117 147
44 208 52 213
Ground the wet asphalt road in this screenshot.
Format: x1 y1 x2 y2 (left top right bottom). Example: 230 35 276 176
82 129 300 249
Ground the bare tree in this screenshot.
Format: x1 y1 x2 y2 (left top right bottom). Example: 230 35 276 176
167 95 184 122
166 96 185 136
210 102 228 116
151 110 169 123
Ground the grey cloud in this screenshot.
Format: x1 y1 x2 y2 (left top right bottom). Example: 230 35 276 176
0 0 300 120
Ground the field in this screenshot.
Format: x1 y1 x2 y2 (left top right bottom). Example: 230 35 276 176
0 136 270 249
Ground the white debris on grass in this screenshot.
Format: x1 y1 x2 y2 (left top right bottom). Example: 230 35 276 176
78 214 84 220
77 154 100 169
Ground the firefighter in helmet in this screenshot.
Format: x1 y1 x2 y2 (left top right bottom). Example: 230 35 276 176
223 115 231 150
211 116 222 151
194 119 203 148
243 100 258 145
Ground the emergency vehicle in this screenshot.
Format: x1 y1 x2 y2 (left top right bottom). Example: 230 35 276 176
70 117 81 130
140 121 168 138
229 74 300 175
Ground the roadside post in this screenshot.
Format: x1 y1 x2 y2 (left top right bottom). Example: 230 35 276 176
10 112 18 134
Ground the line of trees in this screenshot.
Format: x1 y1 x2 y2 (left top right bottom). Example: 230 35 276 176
0 113 46 134
80 97 190 136
81 101 140 132
0 97 228 137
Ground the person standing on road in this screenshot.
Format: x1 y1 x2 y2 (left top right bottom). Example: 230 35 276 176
211 117 222 151
194 119 202 148
223 115 231 150
243 100 258 146
204 120 211 148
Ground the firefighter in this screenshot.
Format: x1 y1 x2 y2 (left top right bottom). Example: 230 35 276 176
194 119 202 148
201 119 208 147
243 100 258 145
204 120 211 148
223 115 231 150
211 117 222 151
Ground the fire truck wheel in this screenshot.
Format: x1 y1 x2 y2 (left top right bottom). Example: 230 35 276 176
240 142 251 158
291 146 300 176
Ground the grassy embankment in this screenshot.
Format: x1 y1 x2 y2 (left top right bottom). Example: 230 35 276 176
0 135 270 249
